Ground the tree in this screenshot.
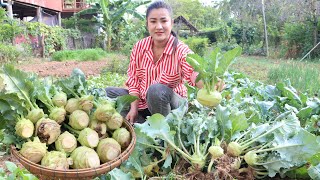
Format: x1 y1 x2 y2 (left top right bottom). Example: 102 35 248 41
80 0 150 51
166 0 220 30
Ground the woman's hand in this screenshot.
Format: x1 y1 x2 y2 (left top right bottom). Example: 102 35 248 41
126 108 138 124
126 94 139 124
196 79 225 92
214 79 225 92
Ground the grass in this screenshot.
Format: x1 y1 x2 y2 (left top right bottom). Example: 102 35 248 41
51 48 108 61
230 56 320 96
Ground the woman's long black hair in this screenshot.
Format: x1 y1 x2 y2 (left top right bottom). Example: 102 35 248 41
146 1 178 52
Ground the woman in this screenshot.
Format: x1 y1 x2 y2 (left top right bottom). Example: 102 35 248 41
106 1 203 124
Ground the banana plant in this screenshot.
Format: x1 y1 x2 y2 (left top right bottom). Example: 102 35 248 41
80 0 150 50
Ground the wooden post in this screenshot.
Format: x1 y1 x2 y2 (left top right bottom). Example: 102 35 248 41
37 7 45 57
58 12 62 26
262 0 269 57
311 0 318 48
37 7 42 23
6 0 13 19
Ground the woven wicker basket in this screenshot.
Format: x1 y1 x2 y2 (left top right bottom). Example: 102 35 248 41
11 120 136 180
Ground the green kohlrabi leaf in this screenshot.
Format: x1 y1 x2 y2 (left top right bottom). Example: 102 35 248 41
5 161 17 173
139 114 173 142
0 65 36 110
215 46 242 76
226 107 248 139
276 82 302 108
127 150 145 179
215 105 231 141
116 95 139 113
186 53 207 75
208 47 220 73
106 168 134 180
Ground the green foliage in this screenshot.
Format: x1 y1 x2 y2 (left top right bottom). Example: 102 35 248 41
230 56 320 96
281 22 314 58
25 22 81 57
87 72 126 89
116 21 147 54
166 0 220 29
51 48 107 61
78 0 149 51
0 19 22 44
267 61 320 96
0 43 21 63
215 38 239 52
187 46 242 91
62 16 98 33
102 53 129 74
182 37 209 56
0 161 38 180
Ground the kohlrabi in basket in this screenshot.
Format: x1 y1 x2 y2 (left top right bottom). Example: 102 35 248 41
187 46 242 107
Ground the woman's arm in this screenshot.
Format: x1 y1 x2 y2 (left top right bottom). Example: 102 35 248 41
125 45 140 123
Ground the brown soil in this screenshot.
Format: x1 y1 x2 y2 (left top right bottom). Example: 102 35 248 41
17 58 110 78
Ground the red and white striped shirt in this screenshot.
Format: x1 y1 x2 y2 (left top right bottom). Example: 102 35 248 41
125 35 198 110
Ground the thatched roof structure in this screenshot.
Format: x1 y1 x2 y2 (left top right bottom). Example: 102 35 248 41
174 15 199 35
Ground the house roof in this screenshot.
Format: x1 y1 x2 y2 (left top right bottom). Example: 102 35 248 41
174 16 199 32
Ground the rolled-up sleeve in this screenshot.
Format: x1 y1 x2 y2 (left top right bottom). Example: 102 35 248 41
125 45 140 95
179 46 199 86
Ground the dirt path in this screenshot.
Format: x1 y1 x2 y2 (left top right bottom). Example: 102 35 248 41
17 58 110 78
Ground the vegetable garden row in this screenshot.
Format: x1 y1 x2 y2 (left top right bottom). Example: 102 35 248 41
0 48 319 179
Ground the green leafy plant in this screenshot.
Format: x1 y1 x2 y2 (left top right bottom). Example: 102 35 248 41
187 46 242 107
0 161 38 180
51 48 107 61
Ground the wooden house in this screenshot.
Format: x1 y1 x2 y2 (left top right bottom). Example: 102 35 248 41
1 0 89 25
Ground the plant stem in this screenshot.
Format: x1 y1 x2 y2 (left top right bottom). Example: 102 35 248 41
62 123 80 136
207 158 214 173
253 144 302 154
177 117 191 156
240 122 284 149
137 142 165 150
235 129 251 143
163 134 193 161
254 160 282 166
196 135 201 156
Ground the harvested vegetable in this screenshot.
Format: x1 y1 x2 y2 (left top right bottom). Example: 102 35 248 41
112 127 131 148
65 98 80 114
55 131 77 153
15 117 34 139
89 118 107 137
70 146 100 169
26 108 45 124
20 137 47 163
52 91 67 107
41 151 72 170
94 104 116 122
78 128 99 148
35 118 61 145
69 110 90 130
49 107 67 124
107 112 123 130
96 138 121 163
